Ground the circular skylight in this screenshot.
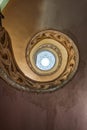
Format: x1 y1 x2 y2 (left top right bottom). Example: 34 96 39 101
36 50 56 71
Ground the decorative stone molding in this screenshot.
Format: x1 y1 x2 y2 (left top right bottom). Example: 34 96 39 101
0 25 79 92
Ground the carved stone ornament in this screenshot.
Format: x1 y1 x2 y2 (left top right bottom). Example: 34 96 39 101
0 15 79 92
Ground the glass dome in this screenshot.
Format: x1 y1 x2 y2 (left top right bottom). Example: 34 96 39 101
35 50 56 71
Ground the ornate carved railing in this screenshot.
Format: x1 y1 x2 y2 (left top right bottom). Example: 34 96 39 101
0 13 79 92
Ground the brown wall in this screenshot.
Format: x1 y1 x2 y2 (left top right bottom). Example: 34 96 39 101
0 0 87 130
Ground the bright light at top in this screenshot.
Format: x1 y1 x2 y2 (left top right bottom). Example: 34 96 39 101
0 0 4 5
36 50 56 71
0 0 9 11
